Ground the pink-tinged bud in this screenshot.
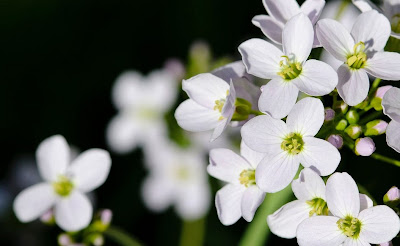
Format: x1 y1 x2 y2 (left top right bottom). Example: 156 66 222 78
365 120 388 136
379 241 393 246
327 135 343 149
375 85 393 99
100 209 113 225
58 233 73 246
325 108 335 121
164 58 185 80
386 186 400 201
355 137 376 156
40 209 54 224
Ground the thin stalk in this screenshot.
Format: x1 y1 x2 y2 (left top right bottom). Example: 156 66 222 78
179 218 205 246
358 111 383 125
104 226 142 246
371 153 400 168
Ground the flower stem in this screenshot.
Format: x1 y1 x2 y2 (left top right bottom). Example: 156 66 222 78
371 153 400 167
179 218 205 246
104 226 142 246
358 111 383 125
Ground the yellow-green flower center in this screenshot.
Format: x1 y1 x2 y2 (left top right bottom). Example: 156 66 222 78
174 166 190 181
137 108 158 120
337 216 362 238
53 175 74 197
277 56 302 80
306 197 329 216
214 98 226 113
239 169 256 187
281 132 304 155
391 14 400 33
346 42 367 70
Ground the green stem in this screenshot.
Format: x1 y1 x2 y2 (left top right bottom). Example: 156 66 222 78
371 78 382 92
104 226 142 246
371 153 400 167
179 218 205 246
250 110 264 116
358 111 383 125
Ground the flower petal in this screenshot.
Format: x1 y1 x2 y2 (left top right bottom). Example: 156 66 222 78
263 0 300 23
286 97 324 137
299 137 341 176
238 38 283 79
268 200 311 239
293 59 338 96
258 78 299 119
365 52 400 80
316 19 355 61
36 135 70 182
382 87 400 122
241 186 266 222
326 172 360 218
111 71 143 110
352 0 376 12
212 61 247 82
55 191 93 232
283 13 314 62
251 15 284 44
13 183 56 223
386 120 400 153
297 216 347 246
176 182 211 220
215 184 246 226
359 194 374 211
255 152 300 193
106 114 141 153
292 168 326 201
351 10 391 52
241 115 289 154
337 64 369 106
141 175 173 212
240 141 267 169
343 237 371 246
301 0 325 24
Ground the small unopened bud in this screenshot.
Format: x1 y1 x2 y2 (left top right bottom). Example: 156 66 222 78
88 233 104 246
327 135 343 149
324 108 335 121
232 98 252 121
58 233 73 246
334 101 348 114
164 58 185 80
376 85 393 99
336 119 348 131
345 125 362 139
355 137 376 156
383 186 400 207
371 86 393 111
40 209 54 225
346 110 359 124
365 120 388 136
100 209 113 226
379 241 393 246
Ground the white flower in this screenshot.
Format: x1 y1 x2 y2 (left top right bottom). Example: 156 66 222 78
297 172 400 246
13 135 111 232
106 69 177 153
382 86 400 152
241 97 341 193
175 73 236 141
268 168 373 239
252 0 325 46
141 139 210 220
316 10 400 106
239 13 338 119
208 141 267 225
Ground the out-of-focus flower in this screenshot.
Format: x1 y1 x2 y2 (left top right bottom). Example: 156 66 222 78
327 134 344 149
297 172 400 246
382 87 400 153
208 141 266 225
107 69 177 153
240 14 338 119
164 58 186 81
13 135 111 232
241 98 341 193
355 137 376 156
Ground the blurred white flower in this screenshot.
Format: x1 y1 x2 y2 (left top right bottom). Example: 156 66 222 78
13 135 111 232
382 86 400 152
297 172 400 246
107 69 177 153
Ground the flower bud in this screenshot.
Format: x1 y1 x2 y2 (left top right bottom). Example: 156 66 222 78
324 108 335 121
383 186 400 207
100 209 113 226
327 135 343 149
232 98 252 121
40 209 55 225
379 241 393 246
333 101 348 114
355 137 376 156
371 85 393 111
345 125 362 139
58 233 73 246
335 119 348 131
87 233 104 246
365 120 388 136
164 58 185 80
346 109 359 124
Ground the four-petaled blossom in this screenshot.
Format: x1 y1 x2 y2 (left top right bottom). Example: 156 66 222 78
382 86 400 153
241 97 341 193
208 141 267 225
297 172 400 246
13 135 111 231
240 13 338 119
316 10 400 106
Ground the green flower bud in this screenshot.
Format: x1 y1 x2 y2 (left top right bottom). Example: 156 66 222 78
345 125 362 139
232 98 253 121
333 101 348 114
365 120 388 136
383 186 400 208
335 119 348 131
346 110 359 124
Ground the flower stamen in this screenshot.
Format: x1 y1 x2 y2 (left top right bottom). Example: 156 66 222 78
53 175 74 197
337 216 362 238
277 56 302 80
281 132 304 155
306 197 329 216
239 169 256 187
346 42 367 70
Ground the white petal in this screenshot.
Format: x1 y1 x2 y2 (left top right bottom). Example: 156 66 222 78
316 19 355 61
145 69 177 111
68 149 111 193
55 191 93 232
215 184 246 226
106 114 141 153
240 141 267 169
175 99 221 132
320 50 345 71
263 0 300 23
359 194 374 211
365 52 400 80
212 61 247 82
36 135 70 182
182 73 230 109
299 137 341 176
241 115 288 154
13 183 56 223
255 152 300 193
268 200 311 239
294 59 338 96
352 0 374 12
141 175 173 212
382 87 400 122
292 168 326 201
286 97 324 137
208 148 252 184
111 71 143 110
238 38 283 79
386 120 400 153
358 205 400 244
326 172 360 218
258 78 299 119
297 216 347 246
211 118 230 142
241 186 266 222
384 0 400 20
251 15 284 44
343 237 371 246
176 183 210 220
337 64 369 106
283 13 314 62
301 0 325 24
351 10 391 52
